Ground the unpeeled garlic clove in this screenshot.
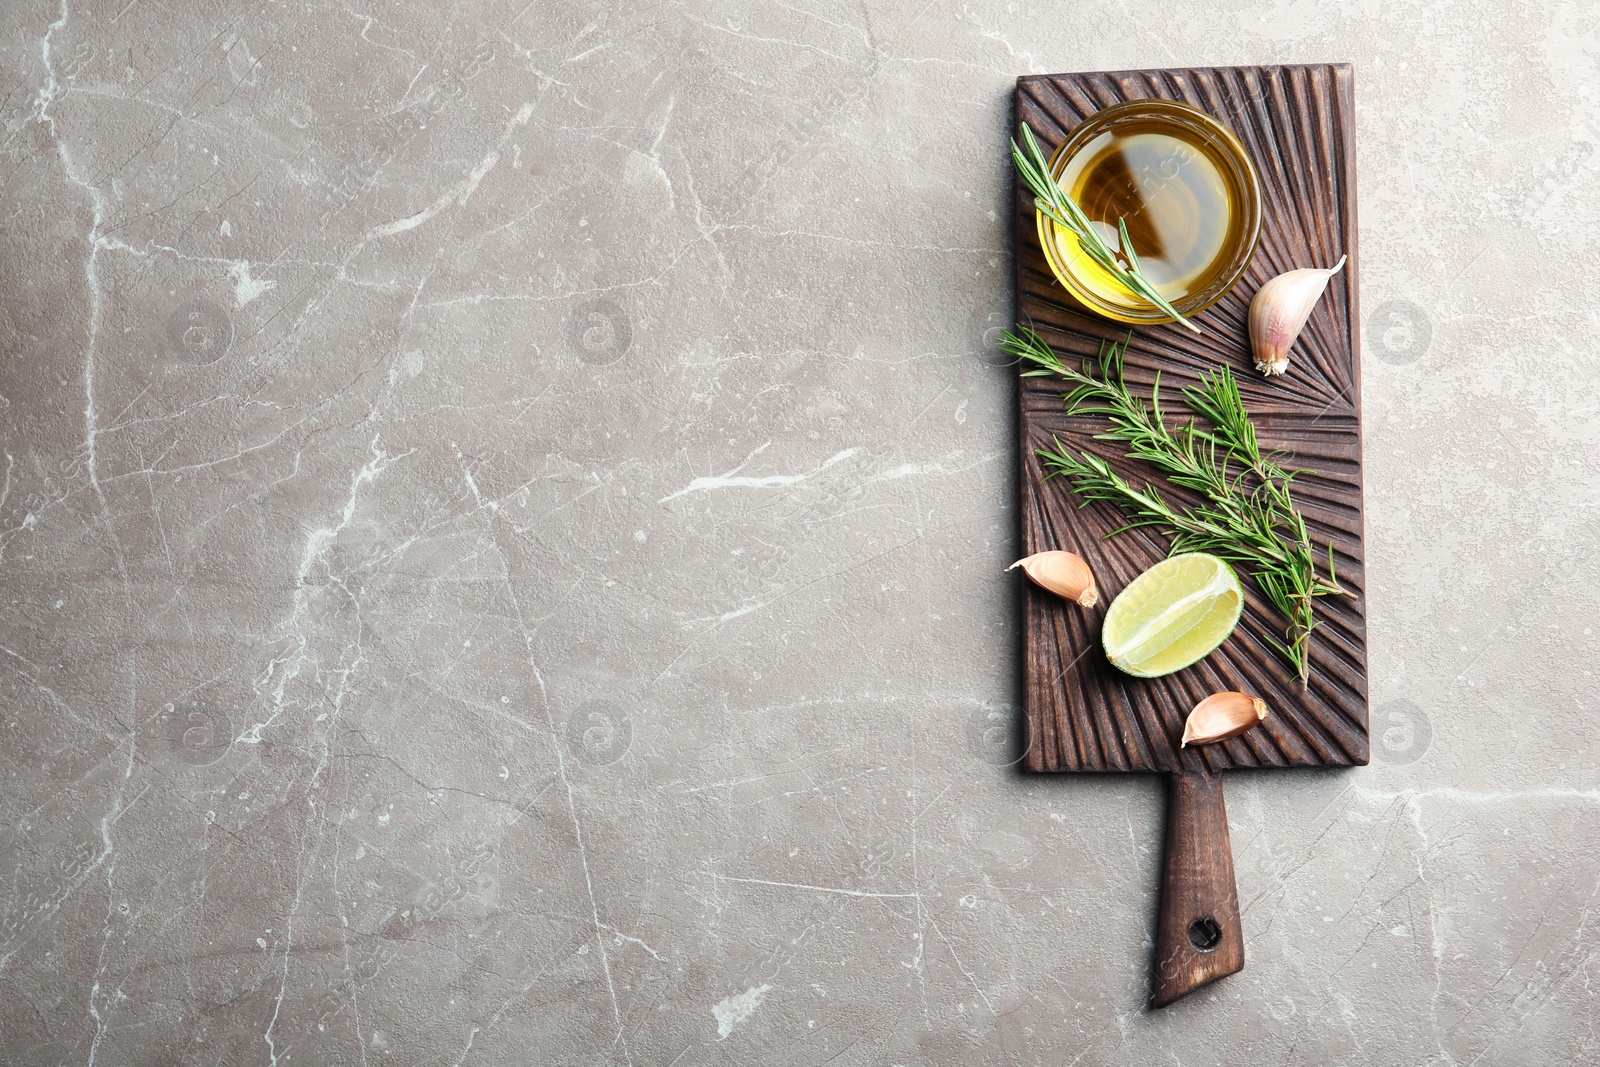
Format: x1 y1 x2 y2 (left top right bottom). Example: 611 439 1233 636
1009 550 1098 607
1248 255 1347 376
1181 691 1268 747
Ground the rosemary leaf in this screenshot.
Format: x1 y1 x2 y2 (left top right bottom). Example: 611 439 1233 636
1011 123 1200 334
1002 326 1349 685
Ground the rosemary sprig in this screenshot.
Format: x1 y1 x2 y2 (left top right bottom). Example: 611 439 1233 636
1003 325 1349 685
1010 122 1201 334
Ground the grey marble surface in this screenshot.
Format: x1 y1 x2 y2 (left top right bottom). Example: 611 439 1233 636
2 1 1597 1063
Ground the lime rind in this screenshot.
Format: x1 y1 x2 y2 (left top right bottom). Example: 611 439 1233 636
1101 553 1243 678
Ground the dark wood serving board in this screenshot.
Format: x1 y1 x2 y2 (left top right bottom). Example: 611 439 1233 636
1013 64 1368 1004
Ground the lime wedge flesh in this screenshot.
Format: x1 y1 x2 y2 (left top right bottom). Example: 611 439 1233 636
1101 553 1243 678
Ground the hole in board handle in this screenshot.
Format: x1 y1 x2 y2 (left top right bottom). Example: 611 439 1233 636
1187 917 1222 951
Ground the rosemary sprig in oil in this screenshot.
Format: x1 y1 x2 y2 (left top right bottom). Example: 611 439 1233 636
1003 326 1350 685
1010 122 1200 334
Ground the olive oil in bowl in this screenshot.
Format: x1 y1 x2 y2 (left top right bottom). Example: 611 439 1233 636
1037 100 1262 324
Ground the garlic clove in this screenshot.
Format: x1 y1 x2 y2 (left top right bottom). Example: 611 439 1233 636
1180 691 1268 747
1248 255 1346 377
1009 550 1098 608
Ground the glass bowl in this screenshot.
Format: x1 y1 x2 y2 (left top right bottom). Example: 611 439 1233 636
1035 98 1263 325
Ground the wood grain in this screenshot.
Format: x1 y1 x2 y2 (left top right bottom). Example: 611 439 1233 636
1014 64 1369 774
1153 773 1245 1007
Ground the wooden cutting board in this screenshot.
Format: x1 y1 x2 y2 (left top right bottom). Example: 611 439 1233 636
1013 64 1369 1005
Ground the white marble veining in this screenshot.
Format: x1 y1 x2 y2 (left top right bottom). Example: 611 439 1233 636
1 0 1597 1063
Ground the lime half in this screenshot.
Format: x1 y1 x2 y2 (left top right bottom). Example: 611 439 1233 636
1101 553 1243 678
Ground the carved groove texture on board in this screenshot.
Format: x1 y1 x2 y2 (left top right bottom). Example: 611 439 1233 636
1015 64 1370 774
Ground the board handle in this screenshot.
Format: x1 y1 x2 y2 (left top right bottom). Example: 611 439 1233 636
1152 772 1245 1008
